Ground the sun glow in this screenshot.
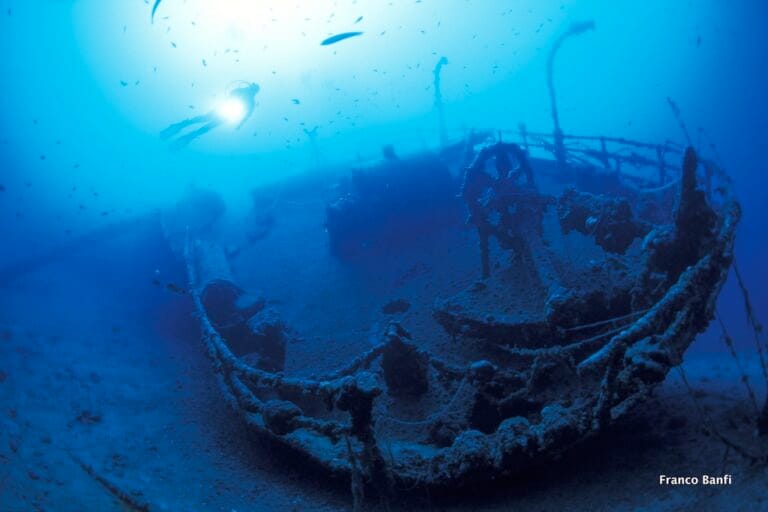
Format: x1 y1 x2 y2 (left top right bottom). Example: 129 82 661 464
73 0 564 155
216 97 247 124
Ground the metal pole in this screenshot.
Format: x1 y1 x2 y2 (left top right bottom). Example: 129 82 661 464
546 21 595 168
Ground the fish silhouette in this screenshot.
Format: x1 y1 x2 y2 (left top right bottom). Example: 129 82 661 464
151 0 162 24
321 32 363 46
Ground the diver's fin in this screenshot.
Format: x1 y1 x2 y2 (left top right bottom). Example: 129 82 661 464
169 123 216 151
161 115 211 140
160 124 183 141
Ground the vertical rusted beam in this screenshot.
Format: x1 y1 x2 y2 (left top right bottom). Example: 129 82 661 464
433 56 449 147
546 21 594 169
600 136 609 169
519 123 529 152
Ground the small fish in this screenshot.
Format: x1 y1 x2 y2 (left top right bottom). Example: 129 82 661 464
165 283 187 295
202 59 207 67
321 31 363 46
354 16 363 24
291 98 300 105
151 0 162 24
120 80 128 86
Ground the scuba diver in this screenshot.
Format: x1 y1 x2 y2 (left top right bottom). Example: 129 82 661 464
160 82 260 151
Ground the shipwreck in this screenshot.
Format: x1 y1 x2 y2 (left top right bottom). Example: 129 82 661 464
171 125 740 495
160 22 758 505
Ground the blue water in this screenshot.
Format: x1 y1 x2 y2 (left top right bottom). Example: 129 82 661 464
2 0 764 345
1 1 766 510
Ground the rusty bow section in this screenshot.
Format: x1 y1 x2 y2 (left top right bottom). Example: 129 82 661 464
183 134 739 493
